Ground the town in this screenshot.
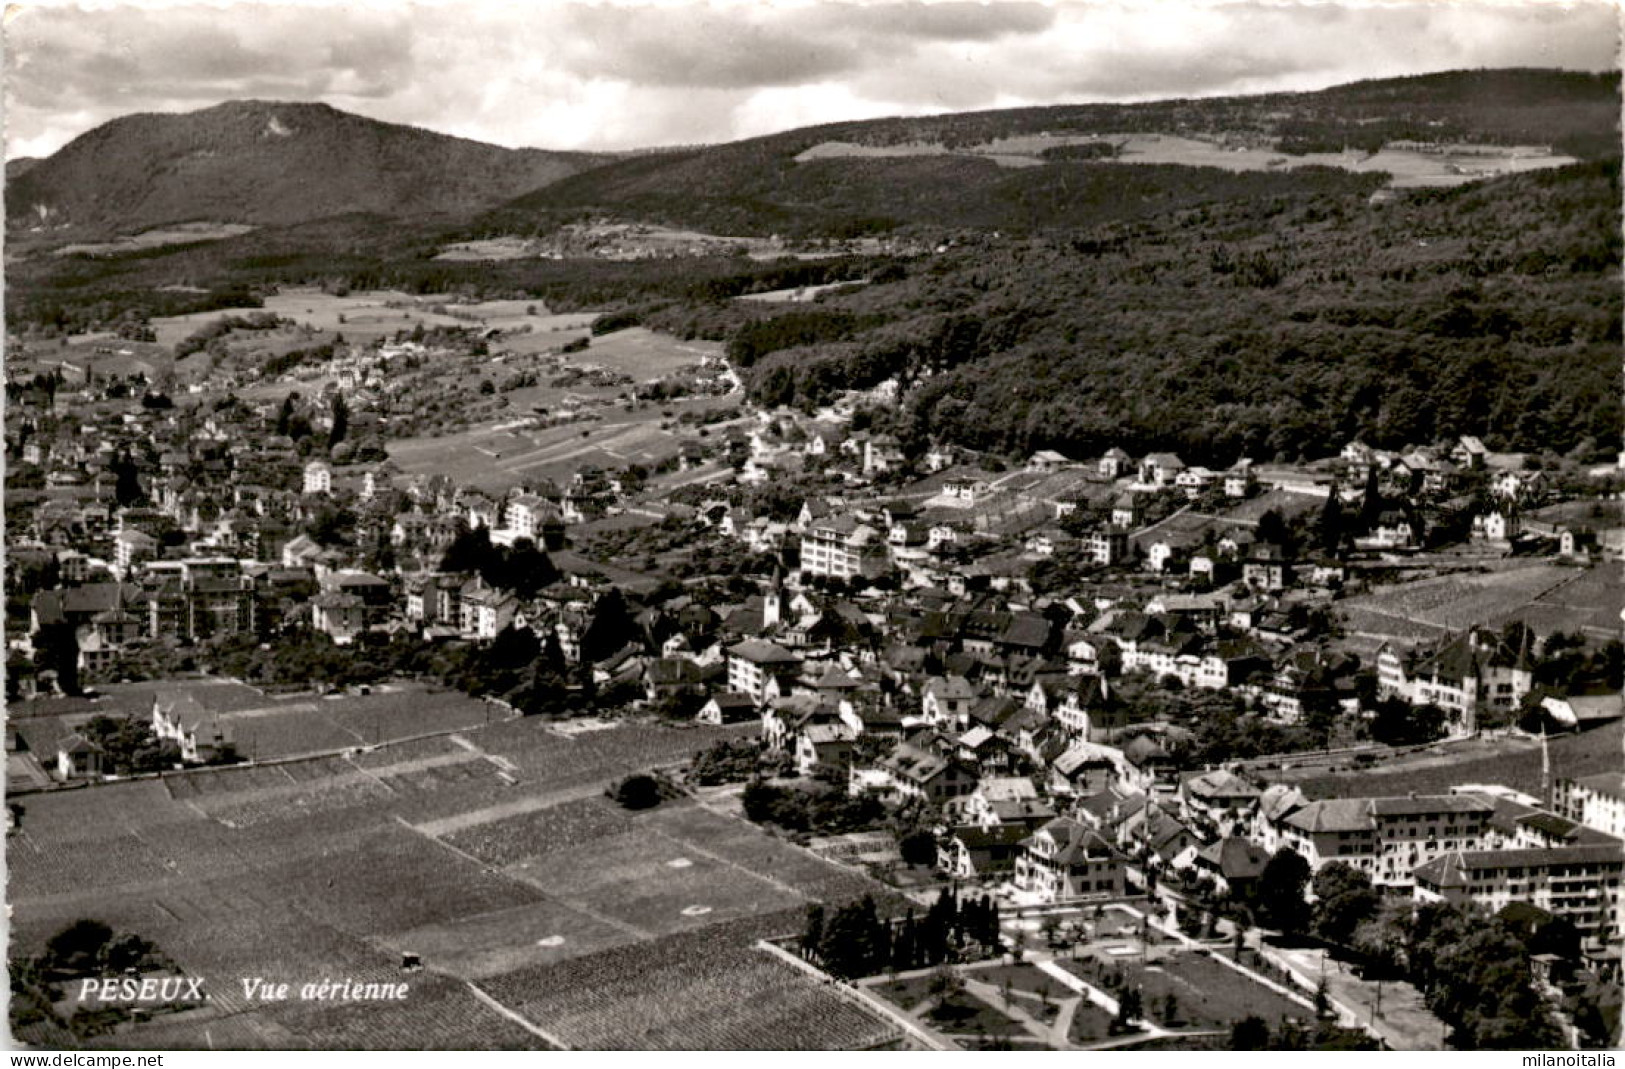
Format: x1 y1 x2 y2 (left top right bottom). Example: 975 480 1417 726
5 299 1621 1051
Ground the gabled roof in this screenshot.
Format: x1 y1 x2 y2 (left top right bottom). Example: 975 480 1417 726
729 639 801 665
1196 837 1270 881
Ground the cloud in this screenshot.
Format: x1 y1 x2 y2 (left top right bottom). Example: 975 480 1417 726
5 0 1619 159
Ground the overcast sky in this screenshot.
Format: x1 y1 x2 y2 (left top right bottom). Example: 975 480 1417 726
5 0 1619 159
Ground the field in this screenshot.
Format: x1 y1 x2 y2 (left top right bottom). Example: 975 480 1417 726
1339 563 1578 641
478 914 900 1049
53 222 256 257
386 391 733 492
8 715 892 1049
796 133 1578 187
1292 717 1624 800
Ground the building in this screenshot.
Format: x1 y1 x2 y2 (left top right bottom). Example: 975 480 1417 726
55 733 105 779
1557 773 1625 840
151 693 234 764
1415 844 1623 942
1014 817 1127 902
1376 628 1534 735
800 515 889 581
1279 793 1495 890
303 460 333 496
726 640 802 706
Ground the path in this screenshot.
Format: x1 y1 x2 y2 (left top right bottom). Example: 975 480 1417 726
1261 943 1444 1051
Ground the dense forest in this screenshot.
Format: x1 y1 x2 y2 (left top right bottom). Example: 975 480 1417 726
727 159 1622 464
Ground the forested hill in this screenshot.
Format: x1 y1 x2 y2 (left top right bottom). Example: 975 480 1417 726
701 158 1620 466
486 68 1620 239
6 100 607 238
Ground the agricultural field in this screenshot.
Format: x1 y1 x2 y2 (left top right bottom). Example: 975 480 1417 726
1293 718 1624 800
503 821 807 937
478 913 901 1049
1504 563 1623 641
1338 563 1577 638
53 222 255 257
8 711 888 1049
796 133 1577 187
386 392 729 492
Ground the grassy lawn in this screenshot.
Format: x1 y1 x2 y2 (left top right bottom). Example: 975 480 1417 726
1059 950 1310 1031
1068 1001 1125 1045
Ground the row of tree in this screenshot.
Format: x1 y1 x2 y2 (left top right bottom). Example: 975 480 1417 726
799 889 1002 980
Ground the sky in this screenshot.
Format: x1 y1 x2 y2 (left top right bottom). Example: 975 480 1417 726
4 0 1620 160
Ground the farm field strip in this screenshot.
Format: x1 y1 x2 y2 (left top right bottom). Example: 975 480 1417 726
377 896 643 980
481 913 895 1050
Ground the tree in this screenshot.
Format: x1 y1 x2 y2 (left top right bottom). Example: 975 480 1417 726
1317 486 1344 556
32 621 81 696
580 588 636 664
1256 847 1312 933
1114 985 1144 1029
610 773 662 811
44 920 114 976
1230 1015 1271 1050
328 393 349 451
899 829 938 868
1313 862 1382 946
110 450 143 508
801 903 825 960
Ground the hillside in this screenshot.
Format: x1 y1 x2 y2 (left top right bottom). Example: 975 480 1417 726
485 68 1620 239
707 158 1622 466
6 100 606 238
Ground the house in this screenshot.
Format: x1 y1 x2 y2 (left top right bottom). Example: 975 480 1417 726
311 591 366 644
151 693 234 764
112 528 158 577
863 434 905 477
922 675 980 729
1242 543 1292 591
1110 493 1143 529
1471 508 1521 544
877 742 978 805
644 657 709 705
1279 793 1495 890
1556 773 1625 839
697 692 757 725
1028 450 1072 473
1138 453 1185 488
727 639 802 706
303 460 333 495
939 824 1031 880
55 733 105 779
800 515 889 581
1098 448 1132 480
1376 628 1535 734
1192 837 1271 898
796 722 858 777
1415 844 1623 941
1224 460 1256 499
1180 769 1261 831
1014 817 1127 902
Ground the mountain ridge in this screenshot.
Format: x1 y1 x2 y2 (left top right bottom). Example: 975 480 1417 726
7 99 610 238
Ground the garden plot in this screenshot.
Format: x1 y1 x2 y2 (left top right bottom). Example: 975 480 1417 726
1060 950 1310 1030
1340 564 1573 635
